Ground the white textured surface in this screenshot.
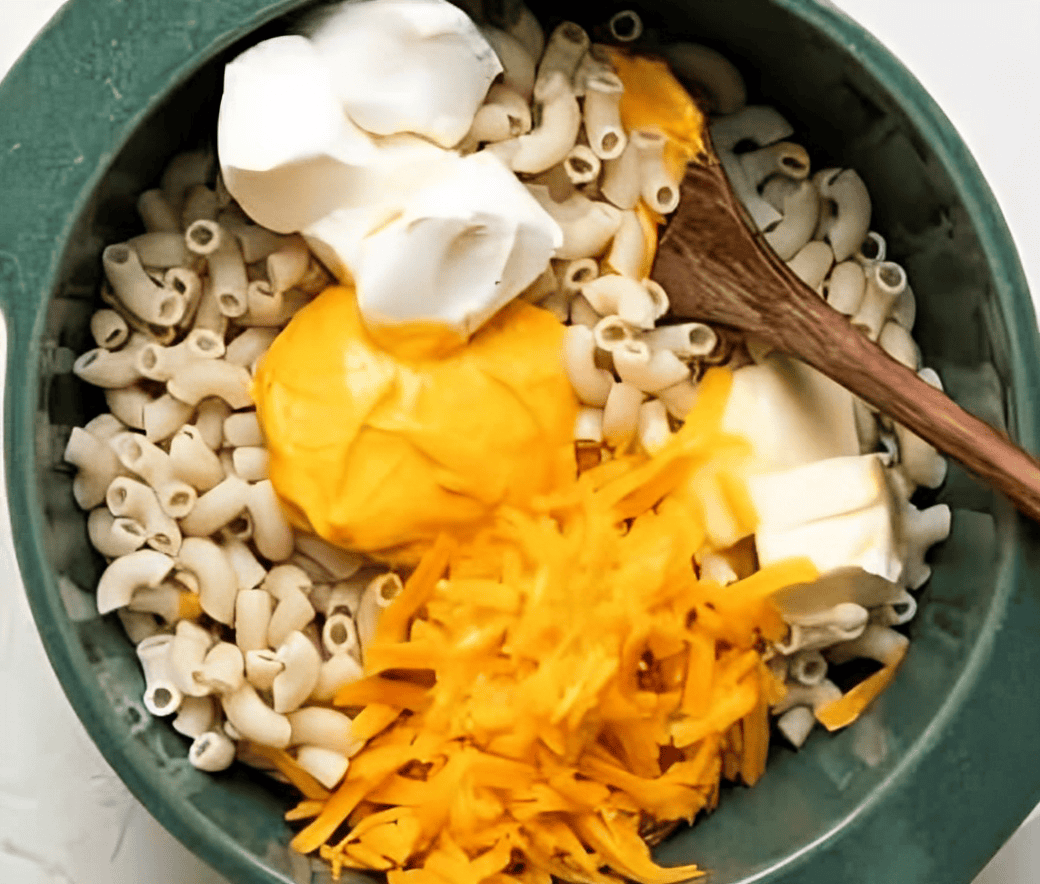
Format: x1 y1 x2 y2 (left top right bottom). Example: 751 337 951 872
1 1 1038 883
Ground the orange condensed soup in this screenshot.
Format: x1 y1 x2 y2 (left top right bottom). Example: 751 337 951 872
251 285 579 565
606 48 707 182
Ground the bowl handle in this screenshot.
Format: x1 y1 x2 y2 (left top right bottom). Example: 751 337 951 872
0 251 33 367
0 251 31 334
0 250 38 520
0 249 36 385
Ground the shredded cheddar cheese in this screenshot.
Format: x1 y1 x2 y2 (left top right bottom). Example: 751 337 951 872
246 743 332 802
634 202 661 278
815 635 908 731
288 370 819 884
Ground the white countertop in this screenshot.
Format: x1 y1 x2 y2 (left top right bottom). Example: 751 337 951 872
1 1 1038 882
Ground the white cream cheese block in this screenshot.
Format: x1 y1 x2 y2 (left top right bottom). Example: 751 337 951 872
346 150 563 336
298 0 502 148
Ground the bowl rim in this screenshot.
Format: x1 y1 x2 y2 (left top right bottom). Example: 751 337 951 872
2 1 1040 882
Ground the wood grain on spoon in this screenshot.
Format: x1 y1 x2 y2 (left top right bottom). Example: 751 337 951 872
651 151 1040 522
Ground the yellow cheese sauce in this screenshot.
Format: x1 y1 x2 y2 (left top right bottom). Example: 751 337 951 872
252 285 579 565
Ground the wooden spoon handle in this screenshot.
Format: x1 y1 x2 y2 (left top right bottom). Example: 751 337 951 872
654 159 1040 520
772 289 1040 520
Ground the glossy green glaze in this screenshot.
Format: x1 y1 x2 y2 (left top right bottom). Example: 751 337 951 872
2 1 1038 883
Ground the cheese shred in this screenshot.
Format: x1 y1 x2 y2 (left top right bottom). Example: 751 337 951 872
288 369 818 883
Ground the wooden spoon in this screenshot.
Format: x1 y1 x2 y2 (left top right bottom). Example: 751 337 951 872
650 151 1040 521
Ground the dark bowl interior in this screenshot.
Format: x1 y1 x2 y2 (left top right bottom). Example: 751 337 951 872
6 0 1040 882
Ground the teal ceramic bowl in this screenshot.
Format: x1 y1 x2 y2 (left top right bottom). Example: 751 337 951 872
3 1 1040 882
